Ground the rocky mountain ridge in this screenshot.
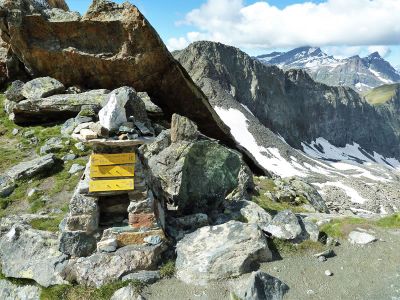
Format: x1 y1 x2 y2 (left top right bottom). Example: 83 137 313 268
257 46 400 92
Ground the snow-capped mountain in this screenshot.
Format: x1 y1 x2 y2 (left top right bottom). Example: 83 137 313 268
257 47 400 92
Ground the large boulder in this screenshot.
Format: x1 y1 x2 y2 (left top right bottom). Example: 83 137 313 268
0 225 68 287
140 116 253 215
0 0 263 173
175 221 272 285
0 279 40 300
63 243 166 287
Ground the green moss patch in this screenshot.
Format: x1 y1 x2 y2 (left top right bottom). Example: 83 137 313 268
30 215 64 233
160 260 175 278
41 280 145 300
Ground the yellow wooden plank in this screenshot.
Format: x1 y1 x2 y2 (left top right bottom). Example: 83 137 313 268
91 153 136 166
89 179 134 192
90 165 135 178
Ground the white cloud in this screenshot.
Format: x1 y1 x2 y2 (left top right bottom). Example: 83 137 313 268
367 45 392 57
170 0 400 51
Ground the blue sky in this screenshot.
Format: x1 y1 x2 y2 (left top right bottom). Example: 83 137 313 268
66 0 400 66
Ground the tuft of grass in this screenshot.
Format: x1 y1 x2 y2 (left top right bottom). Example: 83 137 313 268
375 213 400 229
270 238 325 256
320 217 370 239
364 83 399 105
160 260 176 278
30 215 64 233
40 280 145 300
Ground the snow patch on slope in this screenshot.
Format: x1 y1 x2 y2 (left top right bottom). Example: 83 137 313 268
215 107 306 177
314 182 367 204
369 68 394 84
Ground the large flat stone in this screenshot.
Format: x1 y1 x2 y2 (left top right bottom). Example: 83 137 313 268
176 221 272 285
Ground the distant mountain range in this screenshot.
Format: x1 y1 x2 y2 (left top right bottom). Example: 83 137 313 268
257 47 400 92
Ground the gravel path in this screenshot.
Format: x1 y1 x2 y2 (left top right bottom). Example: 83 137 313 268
143 228 400 300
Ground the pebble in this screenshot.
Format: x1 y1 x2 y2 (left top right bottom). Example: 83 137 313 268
74 142 85 151
62 154 76 161
318 256 327 262
325 270 333 276
12 128 19 135
69 164 85 174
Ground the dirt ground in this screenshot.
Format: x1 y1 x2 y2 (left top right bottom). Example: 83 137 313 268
143 228 400 300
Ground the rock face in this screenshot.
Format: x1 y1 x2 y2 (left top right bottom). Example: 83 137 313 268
0 279 40 300
175 221 272 285
0 0 263 172
0 225 68 287
174 41 400 161
64 244 166 287
140 115 253 215
236 271 289 300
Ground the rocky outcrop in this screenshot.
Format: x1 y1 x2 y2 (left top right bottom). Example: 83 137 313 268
0 225 68 287
0 1 263 172
175 221 272 285
140 114 253 215
174 41 400 160
0 279 40 300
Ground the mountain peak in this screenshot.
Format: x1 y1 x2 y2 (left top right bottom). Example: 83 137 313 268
368 51 382 59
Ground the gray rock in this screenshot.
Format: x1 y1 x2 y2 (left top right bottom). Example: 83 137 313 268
74 142 85 151
0 279 40 300
21 77 65 99
23 130 35 138
236 200 272 228
13 89 109 125
297 218 320 242
314 249 335 259
122 270 161 284
318 256 327 262
68 164 85 174
138 92 163 116
89 122 109 138
64 244 166 287
237 271 289 300
265 210 302 240
140 134 252 215
40 137 63 155
143 235 162 245
5 154 55 181
176 221 272 285
97 238 118 253
59 231 97 257
12 128 19 136
110 284 143 300
0 176 15 198
0 225 68 287
325 270 333 276
170 114 198 143
61 118 76 136
62 154 76 161
5 80 25 102
99 89 129 131
134 121 153 136
172 213 209 230
348 231 377 245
